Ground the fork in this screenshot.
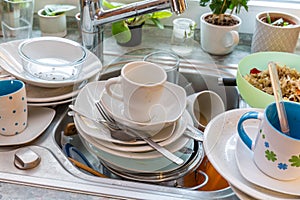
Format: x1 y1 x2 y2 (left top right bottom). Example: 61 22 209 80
94 101 184 165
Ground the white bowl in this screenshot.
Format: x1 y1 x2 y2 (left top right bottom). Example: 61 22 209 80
18 37 87 81
100 81 186 136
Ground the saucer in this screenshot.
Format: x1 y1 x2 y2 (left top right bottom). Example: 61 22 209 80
100 81 186 134
74 80 187 145
0 107 55 146
76 117 193 173
0 40 102 88
91 111 192 152
235 128 300 196
203 108 300 200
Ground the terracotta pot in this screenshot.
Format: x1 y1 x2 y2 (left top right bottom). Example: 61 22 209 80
251 11 300 53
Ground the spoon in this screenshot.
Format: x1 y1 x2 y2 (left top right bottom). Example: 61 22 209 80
268 61 290 135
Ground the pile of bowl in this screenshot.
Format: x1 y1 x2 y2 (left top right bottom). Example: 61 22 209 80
71 61 205 184
0 37 102 106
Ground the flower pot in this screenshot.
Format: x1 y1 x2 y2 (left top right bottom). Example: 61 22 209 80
200 13 241 55
38 8 67 37
117 23 144 47
251 11 300 53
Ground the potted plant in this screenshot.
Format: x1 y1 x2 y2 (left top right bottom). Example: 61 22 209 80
199 0 249 55
103 0 172 47
38 4 76 37
251 11 300 53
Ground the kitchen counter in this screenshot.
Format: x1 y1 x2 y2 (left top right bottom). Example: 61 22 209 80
0 15 297 200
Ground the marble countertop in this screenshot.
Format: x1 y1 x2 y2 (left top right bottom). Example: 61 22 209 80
0 15 297 200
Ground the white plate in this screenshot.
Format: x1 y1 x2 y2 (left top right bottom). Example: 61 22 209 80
100 81 186 134
92 123 176 152
76 117 193 173
203 108 300 200
28 98 75 107
235 128 300 196
0 39 102 88
0 107 55 146
26 74 98 103
74 81 187 145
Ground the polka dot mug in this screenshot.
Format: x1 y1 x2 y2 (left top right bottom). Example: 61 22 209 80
0 80 27 136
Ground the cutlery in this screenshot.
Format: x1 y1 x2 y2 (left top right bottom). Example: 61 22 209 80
68 105 137 142
94 101 184 165
268 61 290 135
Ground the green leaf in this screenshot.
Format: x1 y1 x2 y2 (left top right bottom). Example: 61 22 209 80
152 10 172 19
111 21 131 43
151 18 164 29
43 4 76 16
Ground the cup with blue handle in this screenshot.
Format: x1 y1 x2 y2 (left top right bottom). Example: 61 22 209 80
0 80 27 136
237 101 300 180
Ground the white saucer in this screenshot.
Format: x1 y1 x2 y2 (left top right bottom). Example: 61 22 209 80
235 128 300 196
100 81 186 134
28 98 75 107
76 117 193 173
203 108 300 200
74 80 187 145
0 40 102 88
0 107 55 146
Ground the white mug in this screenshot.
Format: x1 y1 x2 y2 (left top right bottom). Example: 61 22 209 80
0 80 27 136
105 61 167 122
186 90 225 130
238 101 300 180
200 13 241 55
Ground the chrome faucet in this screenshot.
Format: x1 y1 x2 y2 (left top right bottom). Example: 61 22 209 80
79 0 187 62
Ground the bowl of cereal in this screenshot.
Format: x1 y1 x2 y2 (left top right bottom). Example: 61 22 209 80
237 52 300 108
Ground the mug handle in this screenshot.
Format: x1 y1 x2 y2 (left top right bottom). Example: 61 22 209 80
223 30 239 48
237 111 263 150
104 76 123 101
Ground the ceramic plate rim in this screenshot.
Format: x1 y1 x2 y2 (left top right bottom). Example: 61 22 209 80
0 39 102 88
203 108 300 200
0 107 55 146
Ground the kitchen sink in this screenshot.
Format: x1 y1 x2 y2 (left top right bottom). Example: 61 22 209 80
0 49 240 199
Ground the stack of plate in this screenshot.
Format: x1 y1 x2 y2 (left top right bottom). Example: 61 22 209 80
204 108 300 199
0 39 102 107
72 80 202 177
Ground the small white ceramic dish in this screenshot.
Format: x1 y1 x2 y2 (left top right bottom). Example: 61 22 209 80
74 80 188 145
76 117 193 173
100 81 186 134
204 108 300 200
235 129 300 196
0 107 55 146
0 39 101 88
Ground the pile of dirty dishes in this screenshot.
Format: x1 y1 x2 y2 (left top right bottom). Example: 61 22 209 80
0 37 102 106
71 61 204 177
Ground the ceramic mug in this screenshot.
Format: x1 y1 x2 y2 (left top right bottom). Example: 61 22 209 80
0 80 27 136
105 61 167 122
200 13 241 55
186 90 225 130
237 101 300 180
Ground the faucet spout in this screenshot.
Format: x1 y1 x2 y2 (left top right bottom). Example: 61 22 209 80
79 0 187 61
